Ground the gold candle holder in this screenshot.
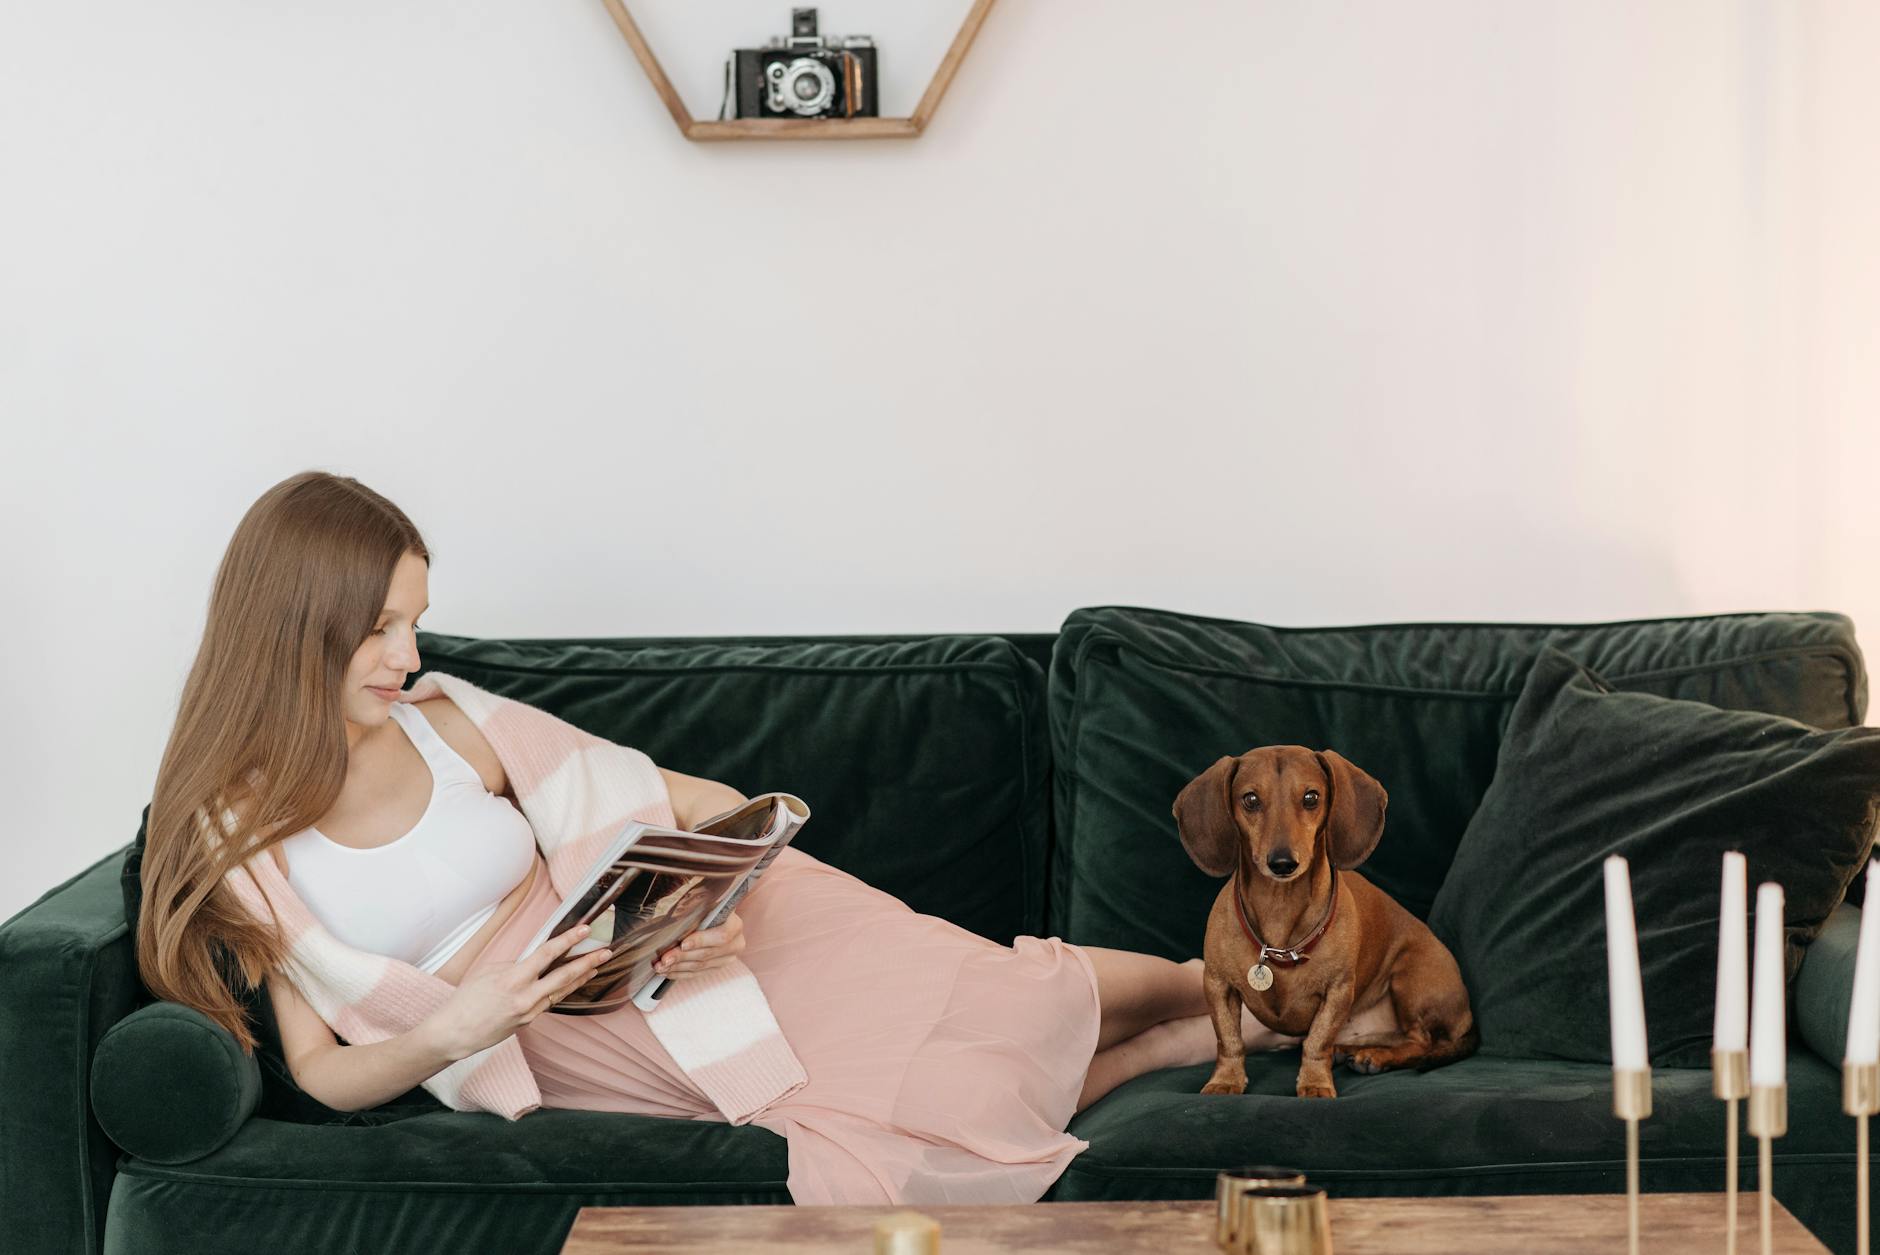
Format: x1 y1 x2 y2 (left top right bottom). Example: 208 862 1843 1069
1230 1183 1333 1255
1747 1083 1787 1255
1846 1062 1879 1255
1613 1067 1652 1255
873 1211 940 1255
1215 1166 1308 1249
1714 1049 1749 1255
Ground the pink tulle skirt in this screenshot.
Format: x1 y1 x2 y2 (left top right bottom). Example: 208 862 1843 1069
464 845 1103 1205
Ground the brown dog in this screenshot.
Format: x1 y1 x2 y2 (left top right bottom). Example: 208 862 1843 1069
1172 746 1477 1099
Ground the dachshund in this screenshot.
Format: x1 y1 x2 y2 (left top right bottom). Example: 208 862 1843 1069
1172 746 1477 1099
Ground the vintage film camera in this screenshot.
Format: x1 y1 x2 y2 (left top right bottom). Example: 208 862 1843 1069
720 7 879 120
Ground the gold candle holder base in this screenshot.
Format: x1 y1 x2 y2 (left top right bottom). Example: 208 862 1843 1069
1715 1050 1748 1255
1847 1063 1878 1255
873 1211 940 1255
1613 1067 1651 1255
1748 1083 1788 1255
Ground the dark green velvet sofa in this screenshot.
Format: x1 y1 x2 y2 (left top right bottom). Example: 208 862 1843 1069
4 608 1873 1254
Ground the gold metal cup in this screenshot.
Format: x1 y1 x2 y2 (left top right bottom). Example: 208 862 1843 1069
1846 1061 1880 1117
1612 1066 1653 1120
1215 1166 1309 1249
873 1211 940 1255
1714 1049 1749 1101
1231 1184 1334 1255
1748 1083 1787 1138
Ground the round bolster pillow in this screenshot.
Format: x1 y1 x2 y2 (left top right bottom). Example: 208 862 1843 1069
90 1000 261 1163
1796 900 1863 1068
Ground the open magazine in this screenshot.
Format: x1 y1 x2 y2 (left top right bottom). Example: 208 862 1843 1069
520 792 809 1015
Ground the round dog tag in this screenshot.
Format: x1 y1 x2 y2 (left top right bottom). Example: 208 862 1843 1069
1248 963 1274 992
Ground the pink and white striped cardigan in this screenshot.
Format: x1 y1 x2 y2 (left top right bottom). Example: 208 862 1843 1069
209 669 808 1124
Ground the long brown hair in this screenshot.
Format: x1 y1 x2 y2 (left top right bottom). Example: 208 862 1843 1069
137 471 430 1054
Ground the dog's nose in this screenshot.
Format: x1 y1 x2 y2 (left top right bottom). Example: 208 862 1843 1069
1267 851 1298 878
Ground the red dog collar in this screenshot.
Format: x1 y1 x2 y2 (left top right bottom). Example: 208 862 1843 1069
1234 867 1339 966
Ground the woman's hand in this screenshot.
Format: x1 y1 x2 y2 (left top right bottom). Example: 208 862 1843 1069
654 911 745 979
422 925 613 1063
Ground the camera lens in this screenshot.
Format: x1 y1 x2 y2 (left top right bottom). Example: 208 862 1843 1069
768 57 835 115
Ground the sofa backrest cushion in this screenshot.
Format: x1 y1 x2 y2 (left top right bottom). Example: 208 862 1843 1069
1048 606 1866 957
413 631 1052 946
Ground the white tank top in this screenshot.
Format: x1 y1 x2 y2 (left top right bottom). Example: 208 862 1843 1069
280 700 538 974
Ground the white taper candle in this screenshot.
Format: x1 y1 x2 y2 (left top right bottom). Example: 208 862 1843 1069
1845 861 1880 1065
1751 882 1787 1087
1605 855 1650 1071
1714 851 1749 1053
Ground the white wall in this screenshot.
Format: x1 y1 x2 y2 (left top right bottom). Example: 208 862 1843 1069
3 1 1876 923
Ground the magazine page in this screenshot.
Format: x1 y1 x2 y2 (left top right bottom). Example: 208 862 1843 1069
629 793 810 1010
542 793 808 1016
519 794 798 960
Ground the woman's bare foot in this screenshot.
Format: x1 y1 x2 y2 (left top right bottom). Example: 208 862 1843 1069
1135 1011 1302 1070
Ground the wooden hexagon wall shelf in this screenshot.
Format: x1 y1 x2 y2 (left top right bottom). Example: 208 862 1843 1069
599 0 999 140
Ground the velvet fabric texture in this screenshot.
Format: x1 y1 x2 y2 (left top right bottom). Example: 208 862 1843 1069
1048 606 1866 954
405 632 1052 945
0 849 141 1255
102 1107 791 1255
1795 902 1863 1067
90 1002 260 1164
1426 648 1880 1067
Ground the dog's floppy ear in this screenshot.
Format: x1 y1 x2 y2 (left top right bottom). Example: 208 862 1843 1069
1172 755 1241 878
1315 749 1387 870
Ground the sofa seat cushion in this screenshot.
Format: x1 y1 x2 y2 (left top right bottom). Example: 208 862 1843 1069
104 1109 788 1255
1055 1048 1850 1207
1048 607 1866 955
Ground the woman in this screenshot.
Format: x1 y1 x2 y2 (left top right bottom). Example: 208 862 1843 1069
137 470 1297 1205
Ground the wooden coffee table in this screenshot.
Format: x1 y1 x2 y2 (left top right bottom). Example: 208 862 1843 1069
562 1193 1830 1253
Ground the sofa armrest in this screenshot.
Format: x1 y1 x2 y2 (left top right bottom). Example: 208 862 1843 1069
91 1001 260 1163
0 846 145 1255
1795 900 1862 1067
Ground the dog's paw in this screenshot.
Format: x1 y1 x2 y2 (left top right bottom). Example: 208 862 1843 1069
1339 1047 1388 1075
1200 1073 1248 1096
1296 1080 1338 1099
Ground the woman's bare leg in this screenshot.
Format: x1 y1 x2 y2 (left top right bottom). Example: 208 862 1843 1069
1074 952 1304 1113
1076 1011 1293 1112
1083 947 1228 1052
1082 946 1300 1052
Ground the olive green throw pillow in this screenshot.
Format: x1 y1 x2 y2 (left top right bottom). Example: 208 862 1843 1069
1427 648 1880 1068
